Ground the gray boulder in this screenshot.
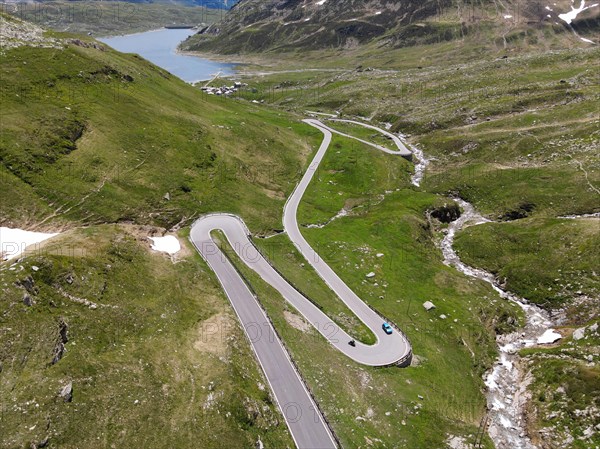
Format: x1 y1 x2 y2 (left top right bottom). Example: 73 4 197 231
573 328 585 341
59 382 73 402
23 293 34 307
423 301 436 311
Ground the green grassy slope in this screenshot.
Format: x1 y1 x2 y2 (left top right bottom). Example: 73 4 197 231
228 44 600 312
0 31 321 232
0 18 520 447
198 24 599 445
2 10 598 448
217 133 522 448
182 0 599 55
0 226 294 449
0 17 318 448
454 217 600 308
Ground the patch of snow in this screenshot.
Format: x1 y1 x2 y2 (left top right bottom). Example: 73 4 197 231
315 0 326 5
149 235 181 255
1 227 59 261
537 329 562 344
558 0 599 24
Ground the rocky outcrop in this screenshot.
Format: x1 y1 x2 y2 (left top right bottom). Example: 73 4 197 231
430 203 461 224
67 39 105 51
16 275 39 306
51 318 69 365
23 292 34 307
29 436 49 449
183 0 453 53
0 14 62 51
16 275 39 295
59 381 73 402
182 0 600 54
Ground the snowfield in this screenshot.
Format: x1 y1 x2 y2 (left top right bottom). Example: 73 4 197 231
558 0 599 24
537 329 563 344
149 235 181 255
0 227 59 261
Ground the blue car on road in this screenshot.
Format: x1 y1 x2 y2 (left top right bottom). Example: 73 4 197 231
382 322 393 335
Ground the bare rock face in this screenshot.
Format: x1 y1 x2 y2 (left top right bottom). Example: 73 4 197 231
59 382 73 402
51 318 69 365
23 292 34 307
16 275 39 295
430 203 461 224
0 15 62 51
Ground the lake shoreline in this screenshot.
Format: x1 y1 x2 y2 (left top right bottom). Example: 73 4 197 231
99 28 237 83
96 27 166 40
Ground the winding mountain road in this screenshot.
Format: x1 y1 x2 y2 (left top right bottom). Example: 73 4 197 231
190 119 412 449
326 118 413 159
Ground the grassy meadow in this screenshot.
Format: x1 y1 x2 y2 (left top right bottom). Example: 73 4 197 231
2 11 598 448
215 132 523 448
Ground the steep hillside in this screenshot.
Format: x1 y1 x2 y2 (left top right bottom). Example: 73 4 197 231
212 39 600 447
2 10 598 449
0 13 318 233
0 12 322 449
3 1 223 37
183 0 599 54
0 13 523 449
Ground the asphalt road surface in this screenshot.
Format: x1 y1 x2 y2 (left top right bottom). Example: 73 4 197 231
190 119 413 449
